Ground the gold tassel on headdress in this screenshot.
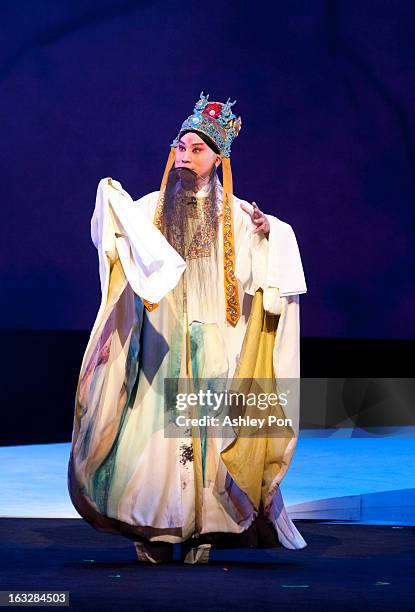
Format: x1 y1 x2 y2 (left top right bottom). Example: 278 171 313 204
221 157 241 326
141 146 176 312
144 147 241 327
144 145 241 328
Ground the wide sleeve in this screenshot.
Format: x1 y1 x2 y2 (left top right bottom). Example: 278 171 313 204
235 198 307 315
266 215 307 297
91 177 186 304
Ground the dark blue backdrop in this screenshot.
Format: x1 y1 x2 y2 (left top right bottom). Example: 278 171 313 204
2 1 414 338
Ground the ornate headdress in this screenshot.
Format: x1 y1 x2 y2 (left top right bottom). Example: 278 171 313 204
171 92 242 158
144 92 242 327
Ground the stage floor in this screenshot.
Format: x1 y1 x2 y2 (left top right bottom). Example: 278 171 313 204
0 518 413 611
1 429 414 525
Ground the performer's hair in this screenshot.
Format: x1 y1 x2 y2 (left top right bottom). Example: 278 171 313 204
179 129 221 155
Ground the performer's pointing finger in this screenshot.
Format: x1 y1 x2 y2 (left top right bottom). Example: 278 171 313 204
240 202 254 219
252 202 262 219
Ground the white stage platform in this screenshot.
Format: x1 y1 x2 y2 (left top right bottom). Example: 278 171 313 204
1 428 414 525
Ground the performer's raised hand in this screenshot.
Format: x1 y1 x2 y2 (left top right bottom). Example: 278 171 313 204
240 201 270 238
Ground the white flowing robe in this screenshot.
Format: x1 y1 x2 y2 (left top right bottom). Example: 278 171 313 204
68 176 308 550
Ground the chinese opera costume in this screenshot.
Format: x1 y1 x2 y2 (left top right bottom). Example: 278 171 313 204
68 92 308 563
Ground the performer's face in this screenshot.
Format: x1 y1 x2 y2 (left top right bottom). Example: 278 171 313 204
175 131 221 183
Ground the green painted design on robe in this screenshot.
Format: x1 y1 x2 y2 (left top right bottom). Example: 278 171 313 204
90 296 144 512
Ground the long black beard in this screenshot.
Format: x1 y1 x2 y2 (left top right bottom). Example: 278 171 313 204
161 165 219 260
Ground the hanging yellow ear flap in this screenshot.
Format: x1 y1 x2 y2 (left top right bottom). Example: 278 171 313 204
222 156 241 326
142 146 177 312
160 146 177 192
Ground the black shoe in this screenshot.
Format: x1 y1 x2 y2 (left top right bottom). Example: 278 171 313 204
134 541 174 564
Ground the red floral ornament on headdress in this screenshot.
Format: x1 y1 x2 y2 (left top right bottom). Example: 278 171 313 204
203 102 222 119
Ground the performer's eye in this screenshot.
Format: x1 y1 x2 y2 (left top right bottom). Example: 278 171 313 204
178 145 185 151
193 148 201 153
